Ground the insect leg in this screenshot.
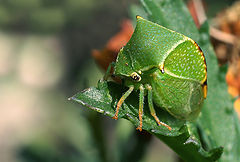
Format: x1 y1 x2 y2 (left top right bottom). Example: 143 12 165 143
136 84 144 131
146 84 172 131
113 85 134 120
103 62 116 80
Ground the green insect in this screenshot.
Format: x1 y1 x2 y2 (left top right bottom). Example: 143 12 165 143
110 16 207 131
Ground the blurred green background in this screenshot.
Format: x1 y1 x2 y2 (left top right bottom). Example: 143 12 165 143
0 0 237 162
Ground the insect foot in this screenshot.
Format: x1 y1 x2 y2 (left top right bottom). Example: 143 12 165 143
136 127 142 131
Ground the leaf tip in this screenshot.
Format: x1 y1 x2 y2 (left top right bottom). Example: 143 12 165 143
68 94 79 102
209 146 224 161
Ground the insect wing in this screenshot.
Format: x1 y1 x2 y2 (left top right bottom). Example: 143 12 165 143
164 40 207 84
124 17 186 72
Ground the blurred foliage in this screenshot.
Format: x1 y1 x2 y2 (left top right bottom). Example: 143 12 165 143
0 0 98 32
18 100 102 162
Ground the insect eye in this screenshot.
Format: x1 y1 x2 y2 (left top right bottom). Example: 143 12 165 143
130 72 141 82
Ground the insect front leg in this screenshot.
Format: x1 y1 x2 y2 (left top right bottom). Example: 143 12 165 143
136 84 144 131
113 85 134 120
146 84 172 131
103 62 115 80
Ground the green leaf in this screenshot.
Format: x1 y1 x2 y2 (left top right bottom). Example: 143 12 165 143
197 23 240 162
72 80 185 136
140 0 199 40
70 0 240 161
71 80 222 162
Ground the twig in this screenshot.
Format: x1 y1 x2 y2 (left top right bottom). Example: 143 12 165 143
210 27 237 45
192 0 238 45
192 0 207 25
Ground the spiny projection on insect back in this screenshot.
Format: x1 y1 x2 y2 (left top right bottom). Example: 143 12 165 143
110 16 207 131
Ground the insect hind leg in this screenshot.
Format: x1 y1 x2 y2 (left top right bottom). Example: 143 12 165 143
146 84 172 131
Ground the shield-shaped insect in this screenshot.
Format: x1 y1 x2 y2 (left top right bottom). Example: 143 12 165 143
110 16 207 131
